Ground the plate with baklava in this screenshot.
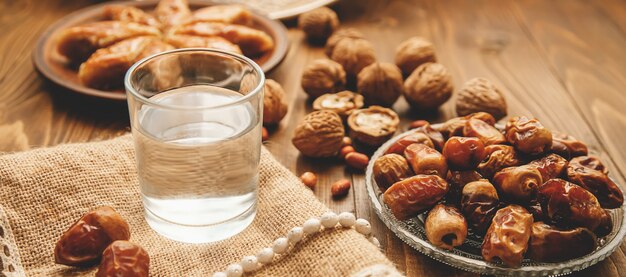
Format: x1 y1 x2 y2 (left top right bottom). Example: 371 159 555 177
33 0 289 100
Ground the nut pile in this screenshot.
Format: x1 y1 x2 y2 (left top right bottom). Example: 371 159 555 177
54 206 150 276
374 114 623 267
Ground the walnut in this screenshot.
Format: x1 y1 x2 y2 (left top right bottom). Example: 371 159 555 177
456 78 507 119
301 59 346 99
263 79 288 126
313 90 364 118
325 28 364 56
348 106 399 146
292 110 345 157
357 62 403 107
403 62 453 110
298 7 339 43
330 38 376 78
395 36 437 76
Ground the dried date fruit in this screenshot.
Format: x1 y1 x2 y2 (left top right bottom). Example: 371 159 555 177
409 120 429 130
537 179 608 233
438 112 496 139
330 38 376 78
415 123 445 151
96 240 149 277
385 131 434 155
404 143 448 178
301 59 346 99
463 118 505 146
477 144 522 179
567 157 623 209
456 78 507 120
481 205 533 267
446 170 483 205
461 180 500 234
403 62 453 110
504 116 553 155
357 62 404 107
493 165 543 202
373 154 413 190
292 110 345 158
527 222 597 263
55 206 130 266
527 154 568 181
550 131 588 160
525 199 545 222
348 106 400 146
394 36 436 76
383 175 449 220
298 7 339 42
425 204 468 250
312 90 364 118
442 136 486 170
570 156 608 175
263 79 288 126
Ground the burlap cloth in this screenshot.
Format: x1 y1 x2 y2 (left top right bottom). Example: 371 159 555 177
0 135 402 276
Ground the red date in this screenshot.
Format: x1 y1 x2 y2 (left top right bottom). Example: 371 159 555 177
477 145 523 179
461 180 500 234
373 154 413 190
383 175 449 220
527 154 568 181
96 240 149 277
481 205 533 267
463 118 506 146
438 112 496 139
415 123 445 151
550 132 588 160
385 132 434 155
570 156 608 175
537 179 609 233
404 143 448 178
446 170 483 205
504 116 552 155
442 136 486 170
527 222 597 263
493 165 543 202
425 204 468 250
567 158 623 209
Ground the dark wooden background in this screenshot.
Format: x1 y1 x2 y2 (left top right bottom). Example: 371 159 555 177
1 0 625 276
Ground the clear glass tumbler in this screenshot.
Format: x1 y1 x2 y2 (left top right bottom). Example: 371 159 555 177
125 49 264 243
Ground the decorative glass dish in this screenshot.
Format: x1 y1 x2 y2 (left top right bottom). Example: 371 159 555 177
365 126 626 276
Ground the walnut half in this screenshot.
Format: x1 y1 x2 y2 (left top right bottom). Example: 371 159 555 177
347 106 399 146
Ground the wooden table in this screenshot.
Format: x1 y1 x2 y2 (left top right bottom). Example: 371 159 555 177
1 0 625 276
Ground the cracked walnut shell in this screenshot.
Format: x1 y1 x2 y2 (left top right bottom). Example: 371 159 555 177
456 78 507 120
325 28 364 56
292 110 345 158
301 59 346 99
348 106 399 146
395 36 437 76
312 90 364 118
330 38 376 78
263 79 288 126
403 62 453 110
298 7 339 42
357 62 404 107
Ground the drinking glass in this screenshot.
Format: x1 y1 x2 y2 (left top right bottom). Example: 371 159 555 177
125 48 264 243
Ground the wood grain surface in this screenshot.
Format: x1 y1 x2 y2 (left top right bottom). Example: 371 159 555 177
1 0 625 276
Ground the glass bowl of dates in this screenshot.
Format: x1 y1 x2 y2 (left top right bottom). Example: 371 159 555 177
365 113 626 276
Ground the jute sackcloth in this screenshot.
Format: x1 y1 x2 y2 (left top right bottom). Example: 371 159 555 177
0 135 402 276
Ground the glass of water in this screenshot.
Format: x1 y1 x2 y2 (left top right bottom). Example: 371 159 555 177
125 48 264 243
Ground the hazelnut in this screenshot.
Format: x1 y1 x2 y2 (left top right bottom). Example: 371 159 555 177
403 62 453 110
263 79 288 126
300 172 318 189
55 206 130 266
330 38 376 78
395 36 437 76
348 106 400 146
373 154 412 190
357 62 404 107
456 78 507 120
292 110 345 157
331 179 351 197
298 7 339 42
301 59 346 99
325 28 364 56
345 152 370 170
312 90 364 118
